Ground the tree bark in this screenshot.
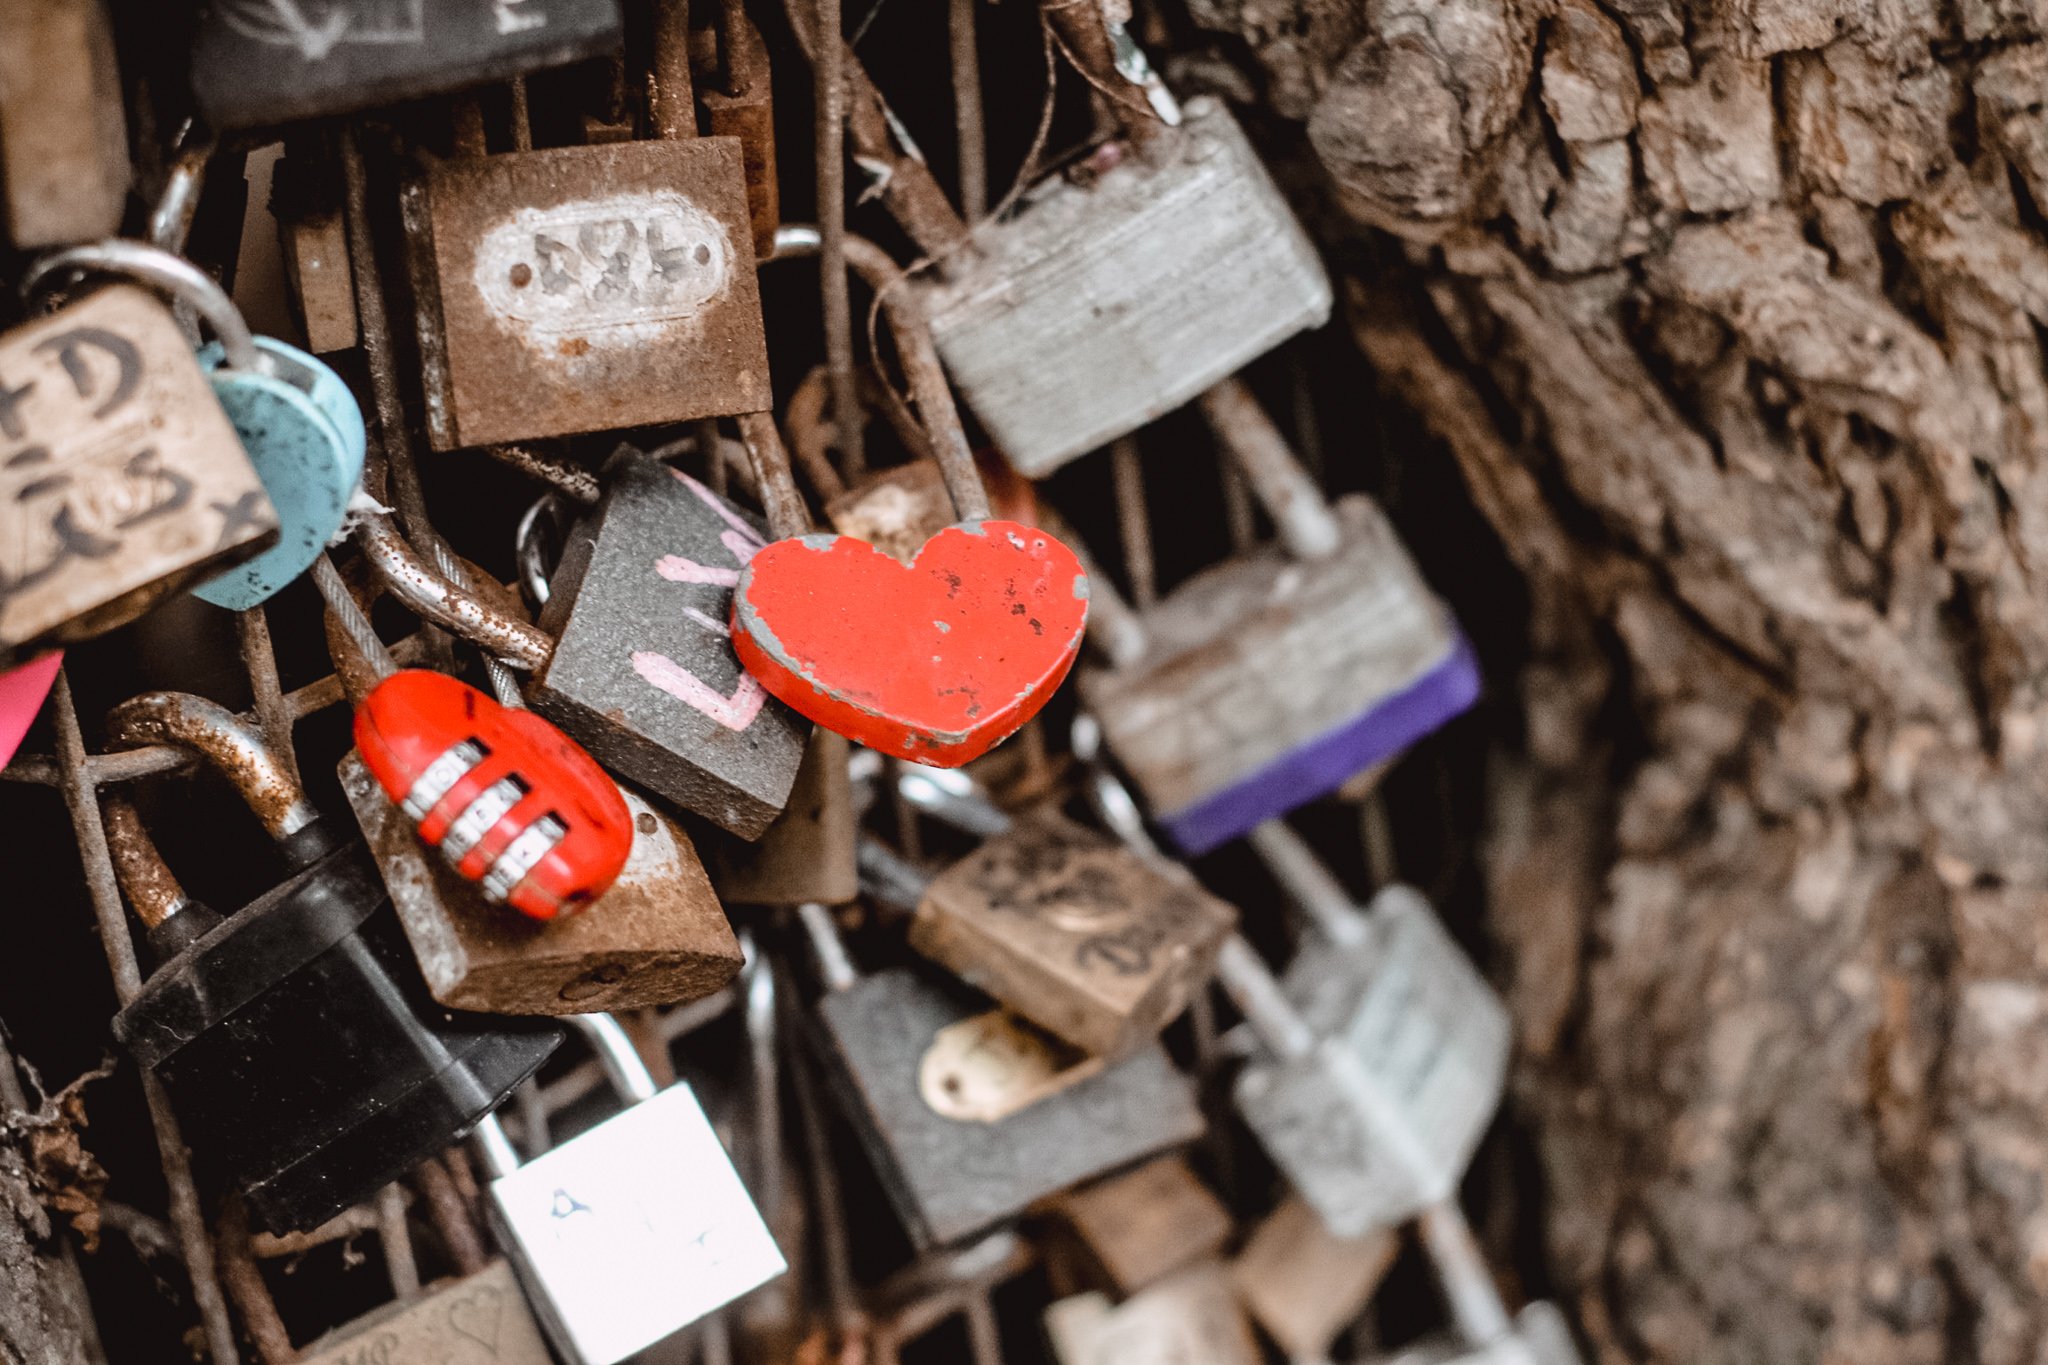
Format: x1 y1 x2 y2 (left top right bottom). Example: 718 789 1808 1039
0 1033 104 1365
1186 0 2048 1359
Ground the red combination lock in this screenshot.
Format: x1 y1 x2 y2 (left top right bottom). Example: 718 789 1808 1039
354 669 633 920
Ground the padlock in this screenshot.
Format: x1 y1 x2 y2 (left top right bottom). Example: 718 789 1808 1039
1230 1193 1398 1360
1366 1204 1583 1365
695 0 780 259
1249 818 1510 1230
907 9 1332 477
298 1259 554 1365
898 768 1235 1059
0 0 127 248
0 244 279 670
1044 1263 1264 1365
28 237 364 612
272 144 359 354
797 892 1205 1248
731 230 1089 766
1044 1154 1234 1296
189 0 624 129
473 1012 786 1365
99 696 560 1234
530 442 810 838
325 539 746 1013
780 360 959 567
402 0 769 449
1077 380 1479 853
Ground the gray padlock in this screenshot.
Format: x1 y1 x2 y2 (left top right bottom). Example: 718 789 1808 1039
473 1013 786 1365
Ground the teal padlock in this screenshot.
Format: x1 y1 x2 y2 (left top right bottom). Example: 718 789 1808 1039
193 336 366 610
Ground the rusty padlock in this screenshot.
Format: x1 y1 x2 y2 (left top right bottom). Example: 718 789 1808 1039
403 0 770 449
1044 1154 1234 1297
897 767 1235 1059
1076 380 1479 853
323 532 746 1015
695 0 780 259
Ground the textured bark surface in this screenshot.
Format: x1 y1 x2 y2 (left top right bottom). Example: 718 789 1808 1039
0 1039 104 1365
1184 0 2048 1359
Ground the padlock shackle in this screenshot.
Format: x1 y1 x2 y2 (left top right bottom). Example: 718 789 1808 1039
21 240 264 375
856 835 935 917
1196 380 1342 563
1214 935 1318 1061
651 0 697 140
104 692 322 845
769 226 991 522
472 1114 522 1182
1416 1200 1516 1346
736 411 815 539
355 514 553 671
797 900 860 992
146 134 213 256
714 0 768 98
312 553 399 703
894 769 1012 839
564 1012 661 1105
101 796 192 930
1073 739 1170 861
741 931 785 1214
1246 820 1370 948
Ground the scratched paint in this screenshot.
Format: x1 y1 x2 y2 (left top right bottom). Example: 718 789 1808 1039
731 520 1088 766
473 190 732 343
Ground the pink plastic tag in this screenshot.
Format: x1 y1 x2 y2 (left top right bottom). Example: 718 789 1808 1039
0 652 62 769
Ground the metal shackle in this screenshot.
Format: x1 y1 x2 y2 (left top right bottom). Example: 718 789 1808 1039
354 515 553 672
473 1013 661 1181
21 238 264 375
104 692 321 843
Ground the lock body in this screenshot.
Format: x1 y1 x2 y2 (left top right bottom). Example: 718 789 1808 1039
113 840 560 1233
299 1259 553 1365
342 750 743 1014
1044 1263 1264 1365
404 139 771 449
696 11 779 259
915 99 1330 478
193 335 367 610
190 0 624 129
911 811 1235 1058
713 728 858 906
354 669 635 920
1231 1194 1398 1359
0 286 279 669
1080 495 1479 853
488 1081 786 1365
532 449 809 838
0 0 128 248
1235 891 1510 1237
1048 1154 1233 1295
811 966 1205 1248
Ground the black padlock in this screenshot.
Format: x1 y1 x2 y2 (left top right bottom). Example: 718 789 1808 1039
103 691 561 1235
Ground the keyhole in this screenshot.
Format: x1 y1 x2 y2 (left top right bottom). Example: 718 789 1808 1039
693 244 711 265
509 262 533 288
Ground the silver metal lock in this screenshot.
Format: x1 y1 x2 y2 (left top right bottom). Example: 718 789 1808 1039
915 92 1332 478
474 1013 786 1365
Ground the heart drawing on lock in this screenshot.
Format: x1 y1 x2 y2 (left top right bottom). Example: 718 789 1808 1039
732 521 1088 766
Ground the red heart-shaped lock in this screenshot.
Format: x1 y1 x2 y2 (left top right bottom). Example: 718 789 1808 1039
731 521 1089 767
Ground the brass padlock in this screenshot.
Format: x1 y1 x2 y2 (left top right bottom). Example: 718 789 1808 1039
326 532 745 1014
298 1260 555 1365
403 0 770 449
2 243 279 670
0 0 128 248
1077 381 1478 853
1044 1154 1233 1297
1230 1193 1398 1360
713 728 860 907
900 769 1236 1059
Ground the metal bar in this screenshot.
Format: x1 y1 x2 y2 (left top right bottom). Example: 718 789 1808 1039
341 129 433 549
54 674 241 1365
236 606 298 782
216 1197 293 1365
950 0 987 220
1247 820 1369 947
377 1184 421 1300
1198 379 1341 562
1214 936 1317 1061
412 1157 488 1277
1110 438 1156 609
1417 1200 1514 1346
484 444 601 505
